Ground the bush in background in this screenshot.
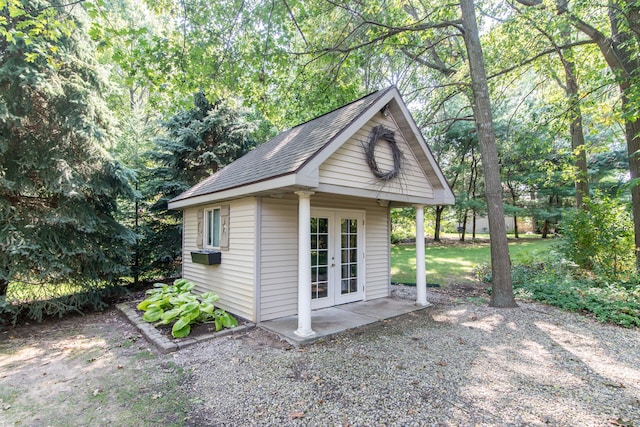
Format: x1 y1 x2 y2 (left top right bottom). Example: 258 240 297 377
558 195 635 280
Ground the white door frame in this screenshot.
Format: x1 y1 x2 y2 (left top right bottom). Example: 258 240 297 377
310 208 365 309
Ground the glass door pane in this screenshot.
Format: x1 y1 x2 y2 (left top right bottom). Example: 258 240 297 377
310 217 329 300
340 218 358 295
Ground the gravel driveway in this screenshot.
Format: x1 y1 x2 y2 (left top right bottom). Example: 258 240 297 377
1 286 639 426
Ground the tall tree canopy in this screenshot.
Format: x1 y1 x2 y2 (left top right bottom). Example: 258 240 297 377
1 0 637 315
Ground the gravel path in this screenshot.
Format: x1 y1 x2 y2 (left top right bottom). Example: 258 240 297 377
174 287 640 426
1 285 638 426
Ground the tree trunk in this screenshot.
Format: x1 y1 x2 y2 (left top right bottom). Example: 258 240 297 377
434 205 445 242
460 0 516 307
509 186 520 238
625 104 640 270
560 28 589 208
541 220 550 239
472 210 477 239
0 278 8 298
461 211 468 241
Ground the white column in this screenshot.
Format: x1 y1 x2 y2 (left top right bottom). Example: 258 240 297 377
415 204 429 306
294 191 316 337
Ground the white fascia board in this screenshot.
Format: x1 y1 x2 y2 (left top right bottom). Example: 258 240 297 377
168 174 315 209
298 90 398 175
315 183 447 206
433 187 456 205
295 168 319 187
392 96 455 202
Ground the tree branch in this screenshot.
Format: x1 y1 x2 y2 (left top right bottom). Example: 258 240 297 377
486 39 594 80
282 0 307 46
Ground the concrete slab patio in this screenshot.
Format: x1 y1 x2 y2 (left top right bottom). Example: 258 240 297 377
258 297 431 346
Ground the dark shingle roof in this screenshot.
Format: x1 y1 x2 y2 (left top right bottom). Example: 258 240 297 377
170 88 390 204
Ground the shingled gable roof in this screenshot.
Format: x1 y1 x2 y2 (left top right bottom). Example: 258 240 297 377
169 86 454 209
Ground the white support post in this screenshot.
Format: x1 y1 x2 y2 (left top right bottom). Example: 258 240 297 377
294 191 316 337
415 204 429 306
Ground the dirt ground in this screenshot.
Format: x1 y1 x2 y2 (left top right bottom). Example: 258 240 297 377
0 303 290 426
1 285 638 426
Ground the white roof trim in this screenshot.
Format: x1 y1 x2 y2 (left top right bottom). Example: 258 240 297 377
168 173 318 209
299 87 454 204
170 86 454 209
298 90 396 174
390 93 455 203
314 183 447 205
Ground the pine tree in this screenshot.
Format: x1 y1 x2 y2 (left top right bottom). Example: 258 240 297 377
0 1 135 302
142 91 259 277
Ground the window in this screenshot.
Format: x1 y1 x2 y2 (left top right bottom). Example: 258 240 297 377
204 208 221 248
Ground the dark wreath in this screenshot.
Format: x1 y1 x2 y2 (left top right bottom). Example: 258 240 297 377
365 125 402 181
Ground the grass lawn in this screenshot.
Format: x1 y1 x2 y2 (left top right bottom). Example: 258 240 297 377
391 234 555 286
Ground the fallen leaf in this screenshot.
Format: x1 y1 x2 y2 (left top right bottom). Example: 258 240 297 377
437 361 447 367
289 410 304 420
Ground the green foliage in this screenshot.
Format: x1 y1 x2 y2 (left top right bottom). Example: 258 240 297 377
559 195 635 279
511 259 640 328
141 92 261 278
0 281 124 325
390 208 416 244
137 278 237 338
0 0 135 298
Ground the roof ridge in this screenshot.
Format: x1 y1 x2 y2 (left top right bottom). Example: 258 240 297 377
287 87 389 131
169 86 397 205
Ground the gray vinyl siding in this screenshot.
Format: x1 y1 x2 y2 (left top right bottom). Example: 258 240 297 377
258 196 299 321
319 115 434 199
182 197 256 321
257 193 390 321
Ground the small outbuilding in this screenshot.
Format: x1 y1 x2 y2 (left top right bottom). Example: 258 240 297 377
168 86 454 338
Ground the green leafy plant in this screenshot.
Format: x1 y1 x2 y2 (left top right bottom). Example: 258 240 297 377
559 195 635 280
511 259 640 328
137 278 237 338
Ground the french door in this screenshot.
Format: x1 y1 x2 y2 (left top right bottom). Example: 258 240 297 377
310 209 364 309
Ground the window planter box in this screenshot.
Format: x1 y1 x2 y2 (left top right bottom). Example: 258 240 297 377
191 251 222 265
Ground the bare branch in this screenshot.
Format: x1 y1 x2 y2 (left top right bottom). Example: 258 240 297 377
486 39 594 80
401 48 456 77
514 0 543 6
282 0 307 46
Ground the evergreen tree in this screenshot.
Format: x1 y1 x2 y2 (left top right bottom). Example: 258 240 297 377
0 1 135 300
142 91 260 277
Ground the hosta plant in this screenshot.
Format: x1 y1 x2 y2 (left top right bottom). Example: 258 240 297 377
137 278 238 338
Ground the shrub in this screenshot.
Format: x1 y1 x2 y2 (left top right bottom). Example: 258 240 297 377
559 195 635 280
137 278 237 338
390 208 416 244
1 281 123 325
511 258 640 328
